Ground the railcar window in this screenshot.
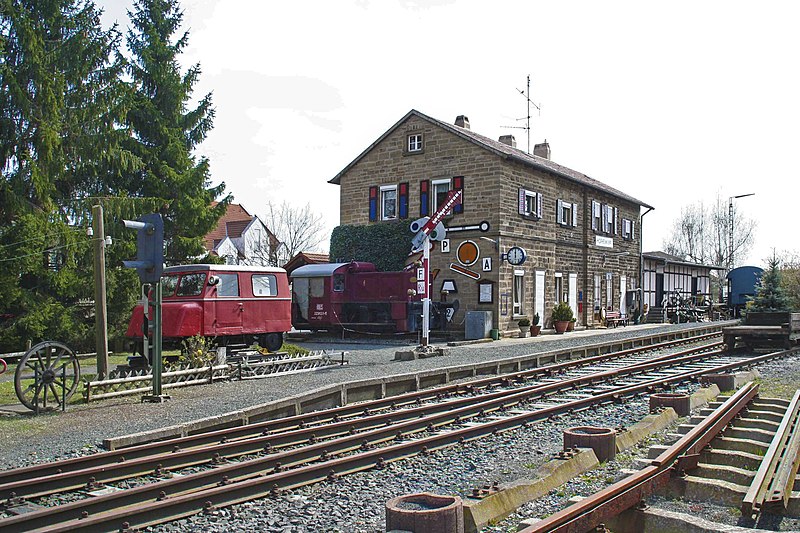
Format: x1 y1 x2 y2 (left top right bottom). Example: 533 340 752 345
253 274 278 296
332 274 345 292
176 273 205 296
310 278 324 298
161 275 179 296
217 273 239 297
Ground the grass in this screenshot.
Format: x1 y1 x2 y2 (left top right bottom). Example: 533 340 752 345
1 344 305 408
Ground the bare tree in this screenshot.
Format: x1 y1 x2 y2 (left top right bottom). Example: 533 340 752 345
263 201 327 267
663 193 756 271
778 249 800 311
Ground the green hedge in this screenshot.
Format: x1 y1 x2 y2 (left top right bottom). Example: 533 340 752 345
329 222 412 272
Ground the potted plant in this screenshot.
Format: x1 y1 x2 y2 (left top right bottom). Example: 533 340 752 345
530 313 541 336
551 302 573 334
517 317 531 337
567 316 576 332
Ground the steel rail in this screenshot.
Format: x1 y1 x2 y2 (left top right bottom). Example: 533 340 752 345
0 342 726 501
742 389 800 516
4 348 793 533
519 381 761 533
0 335 721 489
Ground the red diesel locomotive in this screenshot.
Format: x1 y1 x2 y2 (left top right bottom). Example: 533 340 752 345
126 264 291 353
290 261 457 333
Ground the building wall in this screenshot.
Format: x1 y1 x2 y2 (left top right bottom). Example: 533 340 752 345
336 115 643 334
642 258 714 308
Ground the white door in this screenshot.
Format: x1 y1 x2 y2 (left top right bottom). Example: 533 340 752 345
535 270 545 324
619 275 627 317
568 272 577 323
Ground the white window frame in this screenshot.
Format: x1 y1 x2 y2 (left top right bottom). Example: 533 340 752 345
554 272 564 304
557 199 577 227
603 204 614 233
432 178 452 214
408 134 423 152
592 200 601 230
521 189 541 218
380 184 397 220
594 274 601 310
622 218 635 240
512 269 525 316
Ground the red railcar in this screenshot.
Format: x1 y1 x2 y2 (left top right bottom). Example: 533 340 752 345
126 264 291 352
290 262 456 332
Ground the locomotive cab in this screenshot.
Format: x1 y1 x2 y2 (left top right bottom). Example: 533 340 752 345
291 262 457 333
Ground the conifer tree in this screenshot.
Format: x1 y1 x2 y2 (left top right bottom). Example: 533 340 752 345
0 0 135 351
125 0 229 263
750 254 790 312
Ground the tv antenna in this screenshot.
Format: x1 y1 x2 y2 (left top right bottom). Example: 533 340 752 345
502 75 541 153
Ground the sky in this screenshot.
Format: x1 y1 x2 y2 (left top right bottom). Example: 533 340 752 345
98 0 800 267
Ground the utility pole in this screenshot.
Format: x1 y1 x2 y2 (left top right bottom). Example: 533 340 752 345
728 193 755 271
92 204 109 379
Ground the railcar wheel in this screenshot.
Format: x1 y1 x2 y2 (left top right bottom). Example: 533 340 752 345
14 341 81 411
261 333 283 353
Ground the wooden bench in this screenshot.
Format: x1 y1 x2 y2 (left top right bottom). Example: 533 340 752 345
605 311 628 328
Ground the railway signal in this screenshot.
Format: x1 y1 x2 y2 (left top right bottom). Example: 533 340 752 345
122 213 164 284
412 189 463 346
121 213 169 403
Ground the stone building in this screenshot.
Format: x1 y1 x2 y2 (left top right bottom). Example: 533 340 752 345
329 110 652 334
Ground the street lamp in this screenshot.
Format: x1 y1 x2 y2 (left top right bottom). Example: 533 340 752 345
728 193 754 271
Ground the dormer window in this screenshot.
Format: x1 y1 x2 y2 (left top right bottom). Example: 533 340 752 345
407 134 423 153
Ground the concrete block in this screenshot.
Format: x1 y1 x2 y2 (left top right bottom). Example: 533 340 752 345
616 407 678 452
462 448 599 533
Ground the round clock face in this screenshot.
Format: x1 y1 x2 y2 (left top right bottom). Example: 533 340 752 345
507 246 526 266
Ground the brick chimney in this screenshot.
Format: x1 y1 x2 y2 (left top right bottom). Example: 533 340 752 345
454 115 470 129
499 135 516 148
533 140 551 159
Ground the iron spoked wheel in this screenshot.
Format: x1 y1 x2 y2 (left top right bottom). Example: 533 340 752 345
14 341 81 412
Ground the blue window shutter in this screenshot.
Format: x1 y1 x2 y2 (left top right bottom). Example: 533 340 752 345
453 176 464 214
369 186 378 222
420 180 430 216
399 182 409 219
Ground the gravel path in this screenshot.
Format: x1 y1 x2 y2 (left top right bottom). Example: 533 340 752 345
4 322 797 532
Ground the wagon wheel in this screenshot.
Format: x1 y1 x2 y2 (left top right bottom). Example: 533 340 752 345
14 341 81 412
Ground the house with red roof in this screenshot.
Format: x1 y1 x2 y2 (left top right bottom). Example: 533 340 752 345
204 203 281 266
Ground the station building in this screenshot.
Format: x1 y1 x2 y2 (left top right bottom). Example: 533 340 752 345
329 110 653 333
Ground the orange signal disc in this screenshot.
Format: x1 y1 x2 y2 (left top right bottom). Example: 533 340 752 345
456 240 480 266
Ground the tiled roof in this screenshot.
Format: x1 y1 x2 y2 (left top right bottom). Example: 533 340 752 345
329 109 652 209
643 251 724 270
203 203 255 251
283 251 331 275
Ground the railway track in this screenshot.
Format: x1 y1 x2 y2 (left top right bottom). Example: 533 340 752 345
0 333 796 532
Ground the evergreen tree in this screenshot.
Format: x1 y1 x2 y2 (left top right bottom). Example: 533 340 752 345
0 0 136 351
750 254 790 312
125 0 229 263
0 0 134 222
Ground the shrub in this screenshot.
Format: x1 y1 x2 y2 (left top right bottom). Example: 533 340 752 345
551 302 574 322
329 222 411 272
517 317 531 327
532 313 540 326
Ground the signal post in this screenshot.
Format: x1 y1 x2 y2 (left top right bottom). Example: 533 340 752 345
122 213 170 402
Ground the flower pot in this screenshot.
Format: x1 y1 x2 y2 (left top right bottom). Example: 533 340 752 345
554 320 570 334
518 327 529 338
567 321 575 332
530 325 541 337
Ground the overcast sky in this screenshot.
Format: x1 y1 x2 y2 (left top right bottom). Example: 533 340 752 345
99 0 799 267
